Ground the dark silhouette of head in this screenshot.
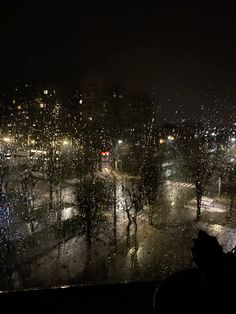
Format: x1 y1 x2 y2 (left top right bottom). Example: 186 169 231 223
191 230 223 272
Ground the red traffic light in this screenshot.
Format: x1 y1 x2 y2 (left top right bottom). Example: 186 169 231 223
100 151 110 156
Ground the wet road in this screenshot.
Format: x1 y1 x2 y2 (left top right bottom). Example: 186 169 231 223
2 174 236 290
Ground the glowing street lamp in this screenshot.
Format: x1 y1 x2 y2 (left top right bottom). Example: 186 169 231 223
63 140 69 145
3 137 11 143
167 135 175 141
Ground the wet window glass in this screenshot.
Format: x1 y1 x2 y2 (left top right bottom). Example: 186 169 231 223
0 3 236 291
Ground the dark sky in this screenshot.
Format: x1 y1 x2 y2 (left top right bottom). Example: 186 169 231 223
1 1 236 123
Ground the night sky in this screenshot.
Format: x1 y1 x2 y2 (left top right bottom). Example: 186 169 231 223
1 1 236 123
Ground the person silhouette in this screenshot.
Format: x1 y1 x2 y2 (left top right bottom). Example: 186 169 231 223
153 230 236 313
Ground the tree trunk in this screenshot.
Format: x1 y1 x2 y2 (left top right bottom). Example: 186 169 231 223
148 201 154 225
49 147 54 211
131 219 139 279
196 189 202 221
230 194 233 218
113 179 117 251
84 220 92 279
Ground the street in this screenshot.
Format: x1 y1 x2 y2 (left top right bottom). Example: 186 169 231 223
2 170 236 290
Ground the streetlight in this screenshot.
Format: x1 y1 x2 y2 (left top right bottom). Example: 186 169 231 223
115 140 123 171
3 137 11 143
63 140 69 145
167 135 175 141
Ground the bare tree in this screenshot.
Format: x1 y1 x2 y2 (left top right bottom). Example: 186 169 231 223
76 176 112 272
178 136 215 220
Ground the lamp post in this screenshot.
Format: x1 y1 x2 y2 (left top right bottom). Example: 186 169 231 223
115 140 123 172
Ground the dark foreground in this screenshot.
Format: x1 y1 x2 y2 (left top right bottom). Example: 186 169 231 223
0 281 158 314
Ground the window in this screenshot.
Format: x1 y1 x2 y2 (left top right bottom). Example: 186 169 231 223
0 2 235 294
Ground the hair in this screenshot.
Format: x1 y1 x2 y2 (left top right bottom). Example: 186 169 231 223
192 230 223 271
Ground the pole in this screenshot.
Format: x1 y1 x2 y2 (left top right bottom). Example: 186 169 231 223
218 176 222 197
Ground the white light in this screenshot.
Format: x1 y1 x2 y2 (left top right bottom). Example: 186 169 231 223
231 137 236 142
3 137 11 142
79 99 83 104
211 132 216 136
167 135 175 141
30 149 46 154
43 90 48 95
63 140 69 145
118 140 123 144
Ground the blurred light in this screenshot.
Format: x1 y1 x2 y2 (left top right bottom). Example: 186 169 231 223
79 99 83 104
101 151 110 156
159 138 165 144
31 140 36 144
231 137 236 142
43 90 48 95
17 105 21 110
211 132 216 136
118 140 123 144
167 135 175 141
63 140 69 145
30 149 46 154
88 117 93 121
3 137 11 142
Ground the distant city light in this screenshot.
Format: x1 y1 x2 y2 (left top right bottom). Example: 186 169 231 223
159 138 165 144
167 135 175 141
79 99 83 104
211 132 216 136
118 140 123 144
3 137 11 142
231 137 236 142
88 117 93 121
30 149 46 154
63 140 69 145
43 90 48 95
31 140 36 144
